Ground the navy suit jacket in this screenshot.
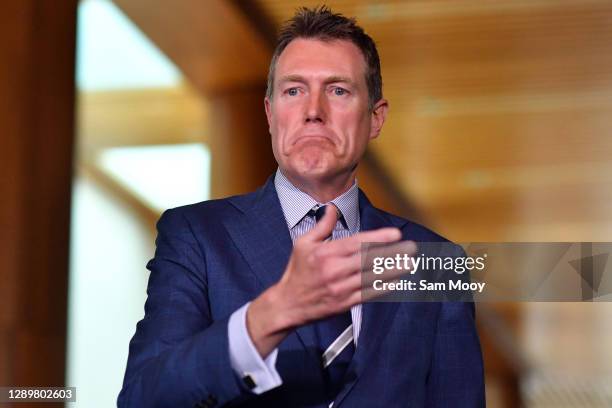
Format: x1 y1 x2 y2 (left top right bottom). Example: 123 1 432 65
118 176 485 407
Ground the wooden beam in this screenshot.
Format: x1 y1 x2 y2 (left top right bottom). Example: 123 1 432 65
77 86 209 154
112 0 272 95
79 161 160 234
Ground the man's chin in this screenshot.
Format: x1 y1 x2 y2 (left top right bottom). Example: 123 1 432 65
293 154 334 177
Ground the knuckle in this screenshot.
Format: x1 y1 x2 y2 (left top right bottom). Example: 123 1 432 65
306 252 318 267
312 246 329 263
327 284 342 297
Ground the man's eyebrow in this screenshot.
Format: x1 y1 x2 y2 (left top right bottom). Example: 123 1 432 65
278 75 307 84
324 75 354 85
278 75 355 85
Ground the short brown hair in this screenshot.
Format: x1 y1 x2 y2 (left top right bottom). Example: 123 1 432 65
266 6 382 110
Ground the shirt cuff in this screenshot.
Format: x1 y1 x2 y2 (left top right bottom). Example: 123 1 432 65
228 302 283 394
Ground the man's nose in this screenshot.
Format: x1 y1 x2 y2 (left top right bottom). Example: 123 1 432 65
304 89 327 123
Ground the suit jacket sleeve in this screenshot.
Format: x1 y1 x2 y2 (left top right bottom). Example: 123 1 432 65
118 208 247 407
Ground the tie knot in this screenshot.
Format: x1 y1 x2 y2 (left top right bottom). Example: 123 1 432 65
313 205 329 222
308 204 347 229
308 204 333 222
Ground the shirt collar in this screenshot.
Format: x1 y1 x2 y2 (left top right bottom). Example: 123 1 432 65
274 168 360 233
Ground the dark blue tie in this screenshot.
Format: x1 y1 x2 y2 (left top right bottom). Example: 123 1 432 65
309 205 355 401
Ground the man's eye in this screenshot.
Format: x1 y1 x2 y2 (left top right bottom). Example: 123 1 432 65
333 87 347 96
286 88 299 96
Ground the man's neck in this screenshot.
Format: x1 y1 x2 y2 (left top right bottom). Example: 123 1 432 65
280 169 356 203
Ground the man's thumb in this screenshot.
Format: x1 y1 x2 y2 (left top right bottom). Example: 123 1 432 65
307 205 337 242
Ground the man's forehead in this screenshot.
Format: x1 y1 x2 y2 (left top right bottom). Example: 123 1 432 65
275 38 367 80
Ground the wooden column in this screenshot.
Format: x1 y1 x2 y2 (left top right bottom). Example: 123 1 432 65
0 0 77 397
208 87 277 198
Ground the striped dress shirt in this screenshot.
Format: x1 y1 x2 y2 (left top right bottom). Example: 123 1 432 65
274 169 363 344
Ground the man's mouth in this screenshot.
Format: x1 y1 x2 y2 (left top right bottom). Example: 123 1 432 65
293 135 334 146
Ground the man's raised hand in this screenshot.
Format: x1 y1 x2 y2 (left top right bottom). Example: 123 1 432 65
246 205 408 358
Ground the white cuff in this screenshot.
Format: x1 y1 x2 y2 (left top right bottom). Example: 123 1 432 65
228 302 283 394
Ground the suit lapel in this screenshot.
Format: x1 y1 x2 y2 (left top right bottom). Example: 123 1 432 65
223 178 292 289
334 191 404 407
222 177 319 356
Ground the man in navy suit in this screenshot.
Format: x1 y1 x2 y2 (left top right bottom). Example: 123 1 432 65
119 6 485 408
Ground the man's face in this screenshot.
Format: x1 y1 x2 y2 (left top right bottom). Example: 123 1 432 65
265 38 387 184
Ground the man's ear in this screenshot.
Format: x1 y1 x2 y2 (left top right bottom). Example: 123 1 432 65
264 97 272 131
369 99 389 140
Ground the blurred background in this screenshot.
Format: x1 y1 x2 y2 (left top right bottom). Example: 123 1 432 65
1 0 612 406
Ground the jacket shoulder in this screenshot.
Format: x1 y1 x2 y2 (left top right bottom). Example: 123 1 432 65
154 189 259 234
376 207 451 243
164 188 258 218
